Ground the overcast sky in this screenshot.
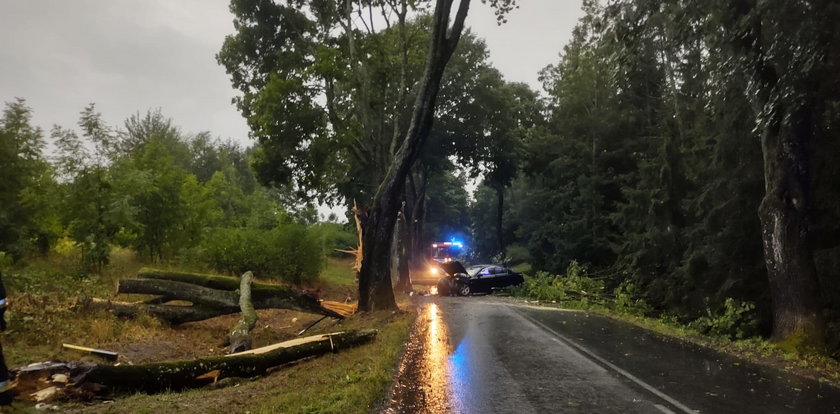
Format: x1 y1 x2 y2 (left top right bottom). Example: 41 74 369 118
0 0 583 147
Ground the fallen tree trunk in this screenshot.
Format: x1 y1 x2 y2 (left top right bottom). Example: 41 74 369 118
14 330 377 400
119 279 342 318
119 279 239 310
138 268 315 299
80 298 229 325
228 271 257 354
135 268 333 316
117 279 343 319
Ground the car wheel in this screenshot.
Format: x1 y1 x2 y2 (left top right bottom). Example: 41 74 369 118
458 283 471 296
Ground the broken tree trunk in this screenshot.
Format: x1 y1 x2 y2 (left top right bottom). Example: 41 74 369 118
228 271 257 354
14 330 377 399
120 279 239 310
136 268 330 313
118 278 341 318
80 298 226 325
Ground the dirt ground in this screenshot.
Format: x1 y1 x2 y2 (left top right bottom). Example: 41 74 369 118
108 308 343 364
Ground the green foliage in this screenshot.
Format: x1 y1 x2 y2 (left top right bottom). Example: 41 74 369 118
0 98 56 258
117 137 194 260
511 271 567 302
501 0 807 336
422 171 471 249
197 225 323 285
511 261 606 307
613 280 652 317
688 298 759 340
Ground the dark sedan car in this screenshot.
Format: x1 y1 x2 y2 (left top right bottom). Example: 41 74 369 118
436 261 524 296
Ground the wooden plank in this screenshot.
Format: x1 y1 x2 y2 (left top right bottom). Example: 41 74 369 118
226 332 345 357
321 301 356 317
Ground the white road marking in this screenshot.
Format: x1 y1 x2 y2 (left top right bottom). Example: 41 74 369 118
515 309 700 414
654 403 677 414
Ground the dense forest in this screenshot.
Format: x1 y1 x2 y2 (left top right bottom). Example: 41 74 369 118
471 0 840 352
3 0 839 357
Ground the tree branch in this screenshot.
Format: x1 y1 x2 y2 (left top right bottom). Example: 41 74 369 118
447 0 472 54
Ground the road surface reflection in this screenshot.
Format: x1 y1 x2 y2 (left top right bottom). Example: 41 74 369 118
424 303 451 410
448 330 473 412
387 302 458 413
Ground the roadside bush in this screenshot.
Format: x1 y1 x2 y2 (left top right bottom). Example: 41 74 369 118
199 224 323 284
688 298 759 340
511 270 568 301
613 280 652 317
511 261 606 307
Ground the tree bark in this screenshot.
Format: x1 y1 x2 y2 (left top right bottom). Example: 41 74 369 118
724 0 827 349
395 212 412 292
228 271 257 354
14 330 377 398
357 0 472 311
758 104 825 350
495 184 505 256
120 279 238 310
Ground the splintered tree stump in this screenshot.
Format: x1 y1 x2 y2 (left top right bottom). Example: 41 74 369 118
13 330 377 399
228 271 257 354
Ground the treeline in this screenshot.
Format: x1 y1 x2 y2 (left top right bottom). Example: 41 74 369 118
471 0 840 348
0 100 352 283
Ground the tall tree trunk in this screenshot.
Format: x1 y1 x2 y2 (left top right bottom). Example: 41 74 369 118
758 104 825 350
495 184 505 256
722 0 827 350
358 0 472 311
396 213 412 292
409 168 429 274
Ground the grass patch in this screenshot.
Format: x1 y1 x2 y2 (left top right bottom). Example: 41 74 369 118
317 257 356 288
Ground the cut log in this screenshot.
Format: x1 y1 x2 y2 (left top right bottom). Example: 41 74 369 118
135 268 338 317
118 279 344 319
228 271 257 354
119 279 240 310
13 330 377 399
80 298 230 325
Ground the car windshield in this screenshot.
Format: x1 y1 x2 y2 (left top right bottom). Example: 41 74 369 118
466 265 489 277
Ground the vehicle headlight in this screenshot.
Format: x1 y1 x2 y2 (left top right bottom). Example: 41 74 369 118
429 267 438 275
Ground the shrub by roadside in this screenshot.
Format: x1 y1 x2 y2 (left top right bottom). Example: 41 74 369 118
185 224 323 285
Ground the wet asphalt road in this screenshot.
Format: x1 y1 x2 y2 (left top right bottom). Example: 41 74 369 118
386 295 840 413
